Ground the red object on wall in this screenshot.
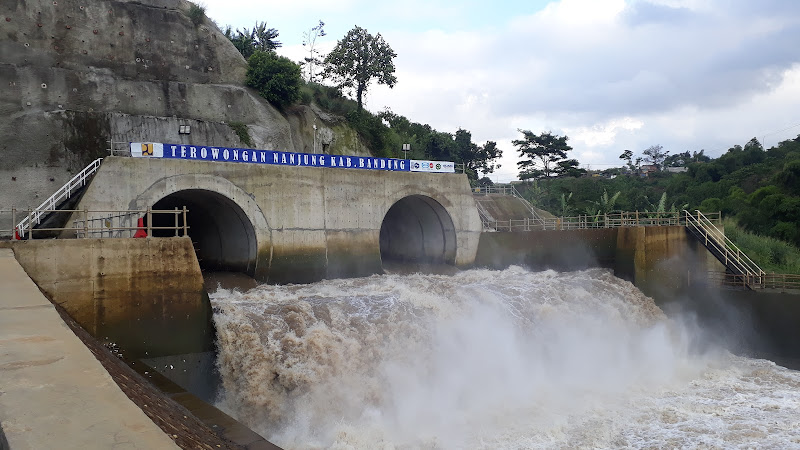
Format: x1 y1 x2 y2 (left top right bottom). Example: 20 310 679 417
133 218 147 238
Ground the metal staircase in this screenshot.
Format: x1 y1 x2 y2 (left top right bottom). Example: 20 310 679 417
684 210 765 289
16 158 103 238
472 185 546 230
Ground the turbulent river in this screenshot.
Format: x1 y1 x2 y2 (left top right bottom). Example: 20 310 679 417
209 267 800 449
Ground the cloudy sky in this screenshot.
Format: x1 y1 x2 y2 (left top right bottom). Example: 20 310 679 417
203 0 800 182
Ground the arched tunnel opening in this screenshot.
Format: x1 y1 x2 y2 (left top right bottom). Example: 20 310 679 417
379 195 457 265
150 189 257 276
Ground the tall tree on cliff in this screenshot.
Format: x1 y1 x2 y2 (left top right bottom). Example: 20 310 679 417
642 144 669 169
302 20 327 83
514 130 573 179
453 128 503 181
323 26 397 110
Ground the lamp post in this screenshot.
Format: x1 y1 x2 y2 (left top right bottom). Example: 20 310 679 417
313 123 317 153
402 143 410 159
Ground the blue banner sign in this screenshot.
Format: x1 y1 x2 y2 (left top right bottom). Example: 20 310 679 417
130 142 412 172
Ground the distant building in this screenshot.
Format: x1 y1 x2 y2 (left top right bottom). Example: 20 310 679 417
640 164 659 176
665 167 688 173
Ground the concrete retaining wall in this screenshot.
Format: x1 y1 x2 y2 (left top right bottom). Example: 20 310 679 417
69 157 483 284
11 237 211 357
474 225 726 292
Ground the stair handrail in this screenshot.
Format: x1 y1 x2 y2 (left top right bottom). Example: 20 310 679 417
684 209 765 284
472 185 546 228
473 198 496 230
16 158 103 237
507 184 546 227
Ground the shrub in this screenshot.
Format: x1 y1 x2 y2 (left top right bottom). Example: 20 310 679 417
723 217 800 273
346 109 391 157
187 2 206 26
298 86 313 105
246 51 301 109
228 121 252 147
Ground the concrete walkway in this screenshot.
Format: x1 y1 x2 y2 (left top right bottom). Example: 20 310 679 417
0 249 178 450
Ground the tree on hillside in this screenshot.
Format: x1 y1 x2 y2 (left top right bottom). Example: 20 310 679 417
619 149 635 172
225 22 281 59
642 144 669 169
425 131 457 161
453 129 503 181
692 149 711 163
302 20 326 83
554 158 586 178
514 130 572 179
323 26 397 109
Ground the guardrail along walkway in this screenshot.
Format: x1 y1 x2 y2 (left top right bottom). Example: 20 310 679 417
15 158 103 238
685 210 765 290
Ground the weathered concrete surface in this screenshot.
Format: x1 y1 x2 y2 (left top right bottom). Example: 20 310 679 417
0 248 179 449
474 226 725 291
0 0 370 232
68 157 483 283
474 228 619 271
616 225 726 299
10 237 212 357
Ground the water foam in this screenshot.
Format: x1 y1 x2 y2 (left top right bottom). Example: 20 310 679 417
210 267 800 449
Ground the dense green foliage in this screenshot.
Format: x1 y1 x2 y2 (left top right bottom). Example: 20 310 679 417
515 136 800 249
224 22 281 59
514 130 576 179
724 218 800 274
323 26 397 110
295 83 501 179
245 51 301 109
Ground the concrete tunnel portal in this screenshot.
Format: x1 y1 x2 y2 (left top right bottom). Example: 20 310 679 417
151 189 257 275
380 195 457 265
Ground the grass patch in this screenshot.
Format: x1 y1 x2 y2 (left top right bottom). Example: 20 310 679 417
723 217 800 274
187 2 206 26
228 121 252 147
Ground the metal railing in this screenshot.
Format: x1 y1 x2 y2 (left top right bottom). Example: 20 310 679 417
473 197 494 225
473 185 518 196
2 207 188 239
473 185 547 227
16 158 103 237
684 210 765 288
708 272 800 292
479 210 722 232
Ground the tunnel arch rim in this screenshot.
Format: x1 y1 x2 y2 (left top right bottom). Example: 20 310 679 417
132 174 271 275
379 194 458 265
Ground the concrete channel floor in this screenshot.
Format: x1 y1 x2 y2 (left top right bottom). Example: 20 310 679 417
0 249 179 450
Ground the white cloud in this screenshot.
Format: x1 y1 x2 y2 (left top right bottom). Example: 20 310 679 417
564 117 645 148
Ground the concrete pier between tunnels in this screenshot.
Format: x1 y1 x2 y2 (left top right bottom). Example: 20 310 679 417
151 189 257 275
379 195 457 265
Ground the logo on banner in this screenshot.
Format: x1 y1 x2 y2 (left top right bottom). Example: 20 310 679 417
436 163 441 170
414 162 420 169
130 142 163 157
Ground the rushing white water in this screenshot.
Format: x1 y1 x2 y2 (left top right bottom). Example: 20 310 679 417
209 267 800 449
